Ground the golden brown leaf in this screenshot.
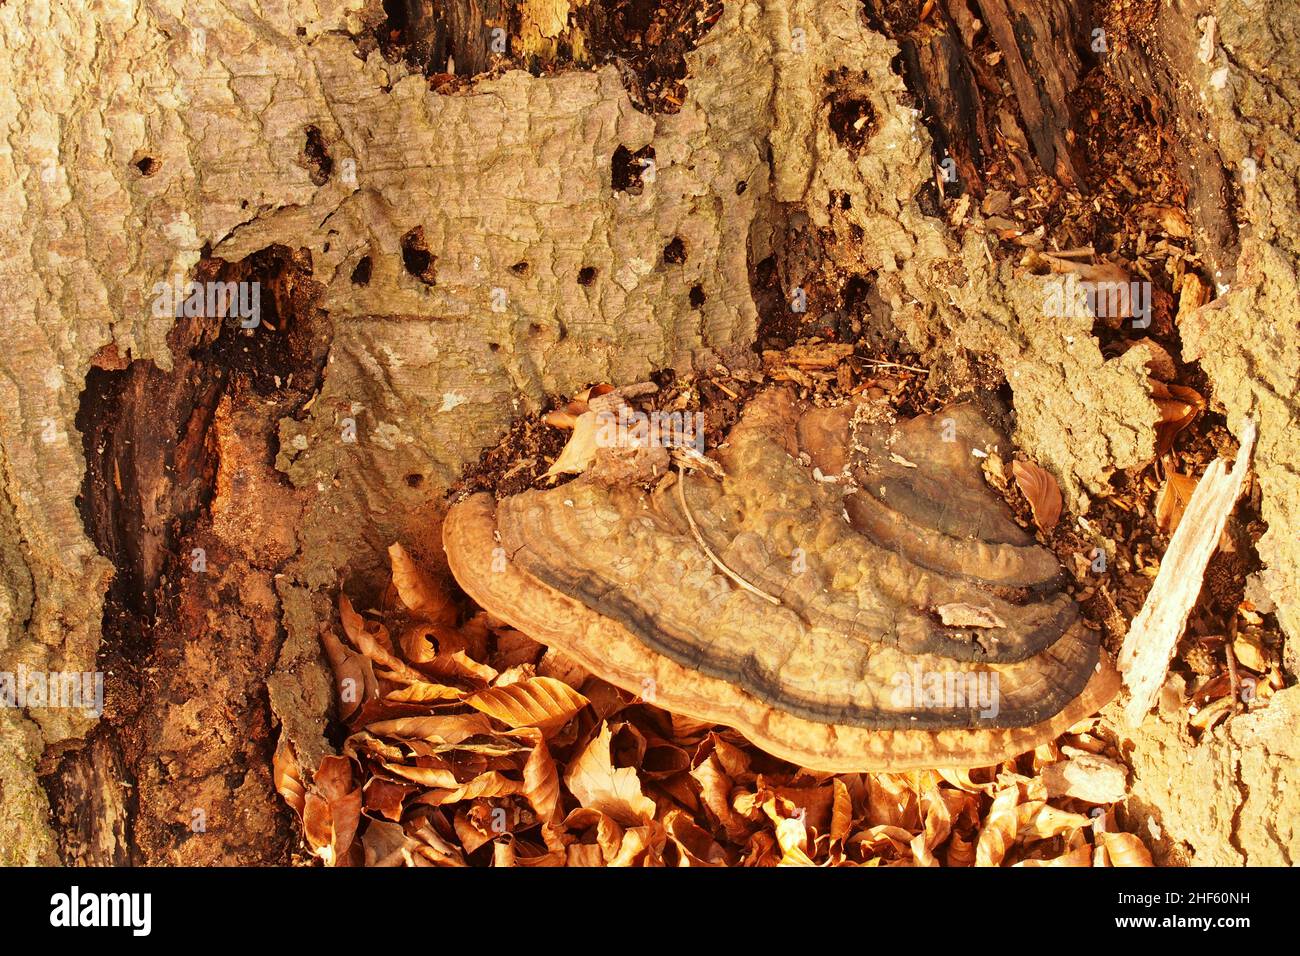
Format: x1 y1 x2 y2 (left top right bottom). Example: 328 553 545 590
1012 459 1063 533
565 722 657 826
273 735 306 818
1150 380 1205 455
1014 844 1092 867
1096 831 1154 866
387 542 457 626
466 676 589 732
975 786 1021 866
303 755 362 867
1155 470 1199 534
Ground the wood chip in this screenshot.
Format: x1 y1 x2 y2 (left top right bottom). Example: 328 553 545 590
1118 420 1256 726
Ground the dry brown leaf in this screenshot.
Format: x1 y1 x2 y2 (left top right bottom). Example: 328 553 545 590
565 722 657 826
1016 801 1091 840
663 809 729 866
366 713 494 742
545 409 600 477
387 542 457 626
465 676 589 732
339 594 423 682
1011 459 1063 533
363 778 415 822
513 726 565 848
273 736 306 818
1155 470 1199 534
1096 831 1154 866
383 678 467 704
412 770 522 805
910 785 954 866
830 778 854 844
303 756 362 867
1014 844 1092 867
975 786 1021 866
318 628 375 722
1150 380 1205 455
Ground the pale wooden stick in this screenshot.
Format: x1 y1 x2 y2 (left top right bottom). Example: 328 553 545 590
1118 419 1256 726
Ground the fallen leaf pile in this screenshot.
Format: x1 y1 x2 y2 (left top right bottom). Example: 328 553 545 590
274 543 1156 867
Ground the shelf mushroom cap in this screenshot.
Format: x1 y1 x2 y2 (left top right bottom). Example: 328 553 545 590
444 389 1119 772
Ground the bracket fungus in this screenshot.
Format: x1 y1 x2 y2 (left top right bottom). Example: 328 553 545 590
445 390 1118 772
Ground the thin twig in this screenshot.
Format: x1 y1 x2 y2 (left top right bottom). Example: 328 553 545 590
852 357 930 374
674 470 782 606
1225 615 1242 714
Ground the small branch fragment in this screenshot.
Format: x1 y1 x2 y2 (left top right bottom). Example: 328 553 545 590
1118 420 1257 727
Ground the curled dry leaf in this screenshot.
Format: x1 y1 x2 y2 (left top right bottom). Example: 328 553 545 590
975 787 1021 866
545 409 600 477
273 736 306 818
388 542 458 626
1011 459 1063 533
1150 380 1205 456
303 755 362 867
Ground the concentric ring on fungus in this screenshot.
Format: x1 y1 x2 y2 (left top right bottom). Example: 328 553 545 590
444 388 1118 772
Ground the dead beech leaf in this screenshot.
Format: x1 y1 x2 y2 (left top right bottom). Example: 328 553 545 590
366 713 494 743
946 830 977 867
303 755 362 867
663 809 729 866
339 594 423 681
1155 470 1199 534
318 628 375 722
465 676 589 732
384 678 467 704
1014 844 1092 867
974 786 1020 867
387 542 457 626
411 770 522 805
565 722 657 826
513 726 565 849
1150 380 1204 455
273 735 306 818
545 409 599 477
364 778 416 822
1016 801 1091 840
830 778 854 844
910 786 954 867
1012 460 1062 533
1096 831 1154 867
